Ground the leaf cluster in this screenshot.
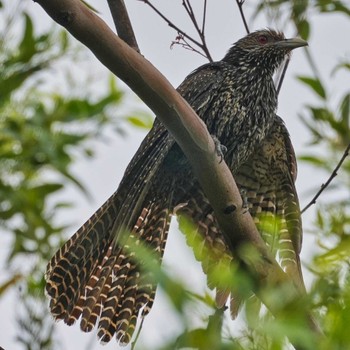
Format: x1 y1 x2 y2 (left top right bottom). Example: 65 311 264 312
0 3 143 348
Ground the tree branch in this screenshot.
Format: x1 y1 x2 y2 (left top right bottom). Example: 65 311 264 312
301 142 350 214
276 57 290 95
32 0 322 347
202 0 208 34
182 0 213 61
139 0 212 61
235 0 250 34
171 34 208 59
106 0 140 52
139 0 202 47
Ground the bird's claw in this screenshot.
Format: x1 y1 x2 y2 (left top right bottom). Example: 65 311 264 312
240 188 249 213
212 135 227 163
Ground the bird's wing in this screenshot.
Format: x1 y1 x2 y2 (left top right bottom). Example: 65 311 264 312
176 115 305 316
177 62 227 112
235 114 304 290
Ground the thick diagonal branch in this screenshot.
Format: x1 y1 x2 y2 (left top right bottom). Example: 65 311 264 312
33 1 322 347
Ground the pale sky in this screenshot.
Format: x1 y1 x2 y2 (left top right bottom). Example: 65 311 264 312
1 1 350 349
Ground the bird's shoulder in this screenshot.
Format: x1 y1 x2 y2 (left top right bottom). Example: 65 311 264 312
235 115 297 192
177 61 233 104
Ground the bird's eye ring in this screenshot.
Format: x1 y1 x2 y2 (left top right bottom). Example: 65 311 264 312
258 35 268 45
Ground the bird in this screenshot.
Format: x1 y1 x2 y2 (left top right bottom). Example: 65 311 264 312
45 29 307 344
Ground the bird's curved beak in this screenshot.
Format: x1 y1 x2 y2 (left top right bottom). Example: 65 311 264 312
276 37 308 50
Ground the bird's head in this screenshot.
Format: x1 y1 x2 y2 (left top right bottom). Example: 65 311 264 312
223 29 307 75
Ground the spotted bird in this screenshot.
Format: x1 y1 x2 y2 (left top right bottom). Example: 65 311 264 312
45 29 307 344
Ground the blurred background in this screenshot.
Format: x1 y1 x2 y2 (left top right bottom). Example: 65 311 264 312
0 0 349 349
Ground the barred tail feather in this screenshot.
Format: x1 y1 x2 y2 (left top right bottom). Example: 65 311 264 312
46 193 172 344
45 193 117 280
279 183 305 293
45 123 174 344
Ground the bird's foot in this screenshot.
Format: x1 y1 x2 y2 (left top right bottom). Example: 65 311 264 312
212 135 227 163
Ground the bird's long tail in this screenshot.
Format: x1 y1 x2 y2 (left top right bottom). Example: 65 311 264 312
46 193 172 344
45 125 175 344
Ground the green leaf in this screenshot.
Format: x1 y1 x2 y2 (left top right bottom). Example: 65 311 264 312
19 13 36 62
30 183 64 197
59 30 69 51
309 107 333 122
126 113 154 129
296 18 310 40
0 65 43 102
316 238 350 264
79 0 100 13
332 61 350 75
339 93 350 133
297 76 327 99
299 155 328 167
316 0 350 16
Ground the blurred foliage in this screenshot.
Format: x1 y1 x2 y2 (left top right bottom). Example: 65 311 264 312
253 0 350 40
254 2 350 350
0 7 121 264
298 62 350 349
1 1 350 350
0 1 150 349
16 296 55 350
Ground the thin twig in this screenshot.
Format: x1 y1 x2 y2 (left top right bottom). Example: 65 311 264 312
276 57 290 95
181 0 213 61
139 0 212 61
236 0 250 34
202 0 208 34
106 0 140 52
171 34 208 59
301 143 350 214
183 0 196 22
303 41 322 79
131 317 145 350
183 0 201 39
139 0 202 50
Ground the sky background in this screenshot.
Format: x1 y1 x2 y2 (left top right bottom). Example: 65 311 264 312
1 0 350 349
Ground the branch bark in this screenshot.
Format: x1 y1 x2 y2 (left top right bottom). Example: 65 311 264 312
33 0 322 347
106 0 140 52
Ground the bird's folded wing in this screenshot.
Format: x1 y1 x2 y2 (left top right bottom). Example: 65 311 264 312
176 115 305 316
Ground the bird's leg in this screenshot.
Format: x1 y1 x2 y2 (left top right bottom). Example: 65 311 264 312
211 135 227 163
240 188 249 212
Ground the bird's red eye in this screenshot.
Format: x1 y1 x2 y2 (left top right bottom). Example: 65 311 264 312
258 35 268 45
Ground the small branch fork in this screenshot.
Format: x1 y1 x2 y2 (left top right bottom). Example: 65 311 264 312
235 0 249 34
182 0 212 61
170 33 206 58
139 0 213 62
301 142 350 214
